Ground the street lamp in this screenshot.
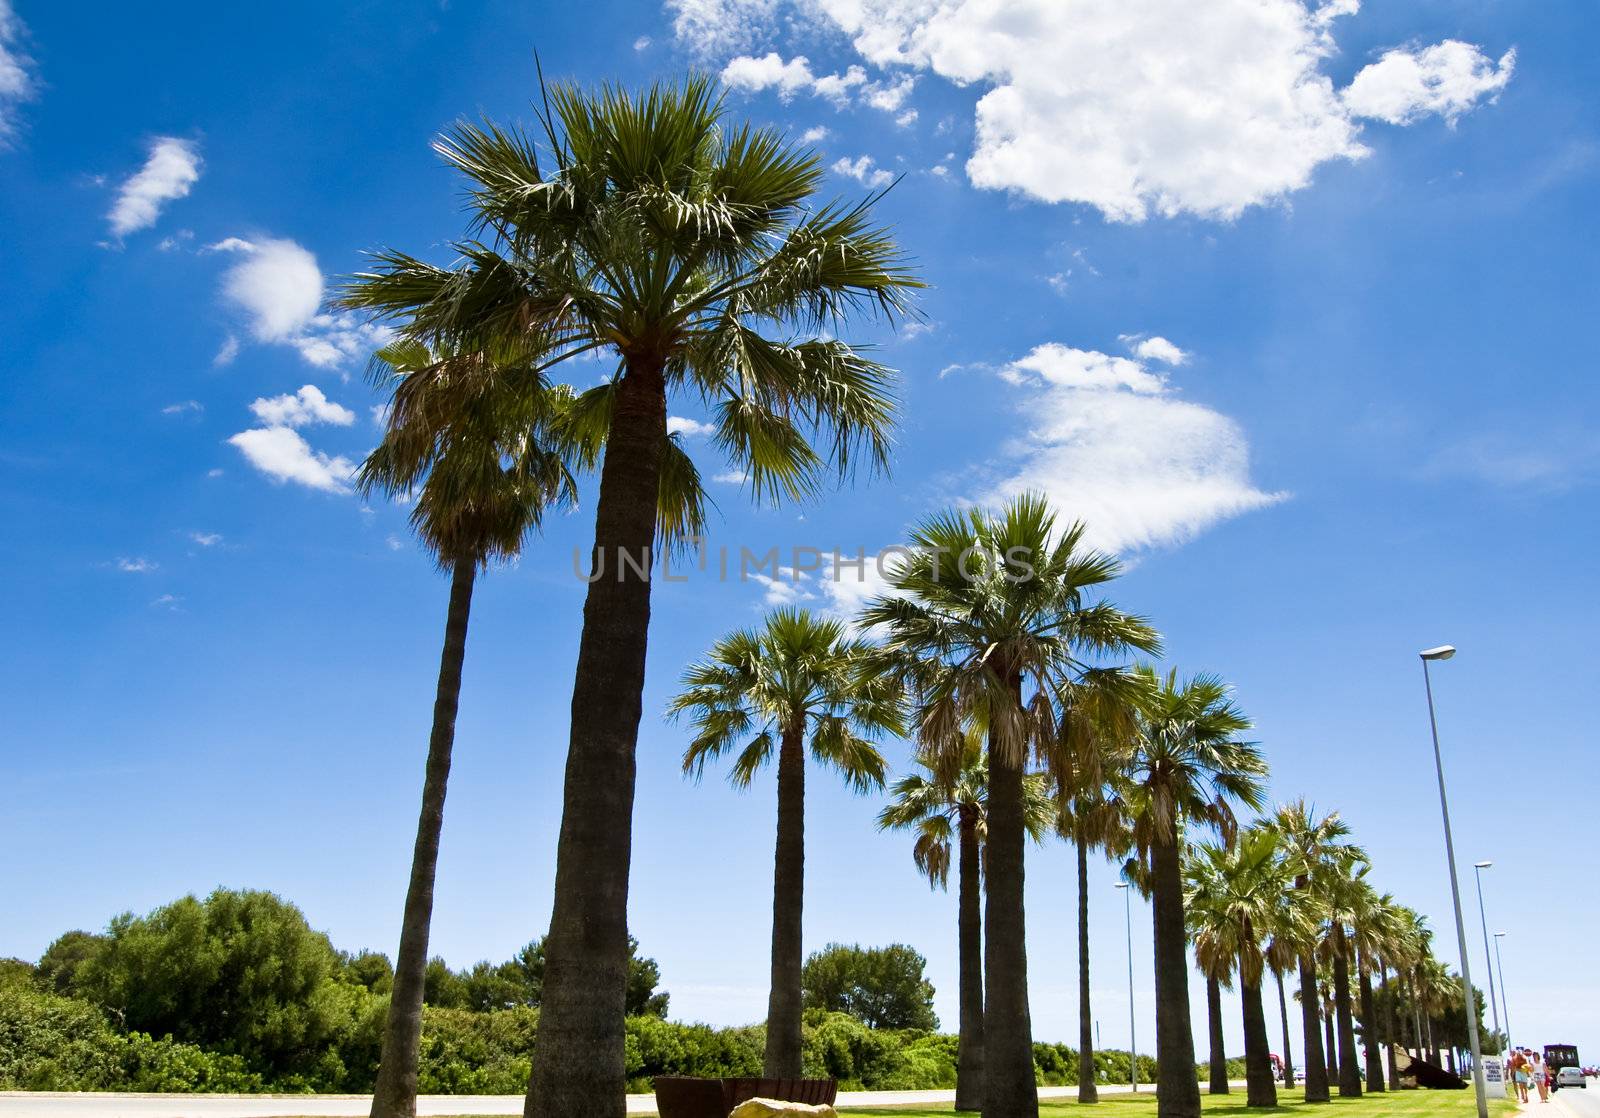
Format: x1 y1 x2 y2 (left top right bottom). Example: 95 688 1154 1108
1472 862 1502 1051
1116 882 1137 1091
1420 644 1488 1118
1493 932 1513 1051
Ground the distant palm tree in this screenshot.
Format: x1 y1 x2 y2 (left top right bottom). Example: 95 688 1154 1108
878 729 1053 1112
341 75 919 1117
1124 668 1265 1118
863 494 1159 1118
671 608 902 1077
1320 848 1370 1097
1268 801 1364 1104
1183 843 1237 1097
1351 885 1403 1092
1187 828 1311 1109
360 340 575 1118
1049 679 1142 1105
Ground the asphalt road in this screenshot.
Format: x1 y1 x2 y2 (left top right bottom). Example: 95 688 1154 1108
0 1082 1142 1118
1551 1080 1600 1118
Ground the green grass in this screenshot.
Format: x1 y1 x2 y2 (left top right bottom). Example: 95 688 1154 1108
840 1086 1522 1117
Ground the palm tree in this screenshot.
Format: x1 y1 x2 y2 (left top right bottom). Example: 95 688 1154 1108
878 730 1053 1112
1321 848 1369 1097
1124 669 1265 1118
340 76 919 1117
1183 843 1236 1097
862 494 1159 1118
360 341 576 1118
1049 681 1140 1105
671 607 901 1077
1268 801 1364 1104
1351 885 1401 1092
1262 857 1321 1094
1185 828 1301 1108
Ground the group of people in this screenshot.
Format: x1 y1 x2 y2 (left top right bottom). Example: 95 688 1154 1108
1509 1047 1551 1103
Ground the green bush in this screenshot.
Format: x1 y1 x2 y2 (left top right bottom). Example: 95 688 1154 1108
414 1005 539 1095
0 983 125 1090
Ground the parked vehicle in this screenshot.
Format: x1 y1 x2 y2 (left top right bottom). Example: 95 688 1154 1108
1547 1045 1582 1091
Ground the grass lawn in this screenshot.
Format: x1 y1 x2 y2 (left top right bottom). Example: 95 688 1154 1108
840 1087 1521 1117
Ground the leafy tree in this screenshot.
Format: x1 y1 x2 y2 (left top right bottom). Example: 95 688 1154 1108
343 951 395 996
672 608 900 1075
35 932 107 996
71 889 347 1080
358 339 576 1118
877 729 1052 1111
864 494 1158 1118
340 73 918 1117
1124 668 1265 1118
801 944 937 1031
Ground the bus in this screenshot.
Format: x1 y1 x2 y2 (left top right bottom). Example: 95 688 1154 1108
1546 1044 1581 1090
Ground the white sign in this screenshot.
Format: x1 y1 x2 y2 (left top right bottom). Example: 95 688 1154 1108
1482 1056 1509 1095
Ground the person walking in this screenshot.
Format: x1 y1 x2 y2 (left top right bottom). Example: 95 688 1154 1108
1511 1048 1531 1103
1533 1050 1550 1103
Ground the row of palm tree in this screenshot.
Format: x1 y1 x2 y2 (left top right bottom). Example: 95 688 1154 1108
335 71 1481 1118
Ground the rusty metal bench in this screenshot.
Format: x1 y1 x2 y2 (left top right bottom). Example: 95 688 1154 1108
653 1076 839 1117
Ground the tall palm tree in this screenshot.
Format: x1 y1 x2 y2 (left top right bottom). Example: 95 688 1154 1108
1124 669 1265 1118
340 76 919 1117
1049 681 1140 1105
671 608 901 1077
1351 885 1401 1092
1185 828 1301 1108
862 494 1159 1118
360 341 576 1118
1268 801 1364 1104
1321 849 1369 1097
878 730 1053 1112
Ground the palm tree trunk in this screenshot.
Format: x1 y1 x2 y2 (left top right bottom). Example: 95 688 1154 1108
1332 929 1361 1097
370 561 476 1118
1299 948 1329 1102
1381 971 1399 1088
983 684 1038 1118
956 808 985 1113
1323 998 1336 1085
1076 827 1098 1103
526 360 667 1118
764 724 806 1077
1151 831 1201 1118
1206 974 1229 1094
1358 954 1384 1092
1241 963 1277 1107
1276 970 1295 1089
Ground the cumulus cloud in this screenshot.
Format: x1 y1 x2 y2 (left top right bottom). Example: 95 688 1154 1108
667 0 780 57
1126 335 1189 366
799 125 831 144
1344 40 1515 126
717 0 1513 221
0 0 37 146
720 50 914 120
668 415 716 438
248 384 356 429
227 426 356 494
107 137 202 237
211 236 391 368
722 51 818 99
831 154 893 188
978 340 1284 554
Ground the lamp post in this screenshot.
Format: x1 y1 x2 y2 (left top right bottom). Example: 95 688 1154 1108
1116 881 1137 1091
1420 645 1488 1118
1472 862 1502 1050
1493 932 1512 1051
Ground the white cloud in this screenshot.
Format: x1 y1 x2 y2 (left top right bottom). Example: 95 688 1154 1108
668 0 780 57
1127 335 1188 366
162 399 203 416
1344 41 1515 126
831 154 893 189
712 469 749 484
0 0 36 146
633 35 652 51
799 125 831 144
811 65 867 104
115 557 158 573
248 384 356 428
212 237 391 368
722 52 817 99
190 531 223 547
227 425 356 494
107 137 202 237
668 415 716 438
213 336 240 367
863 74 915 113
797 0 1512 221
978 340 1284 554
385 534 405 551
748 569 815 607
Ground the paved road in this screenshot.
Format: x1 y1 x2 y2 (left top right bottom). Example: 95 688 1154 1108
1550 1080 1600 1118
0 1082 1163 1117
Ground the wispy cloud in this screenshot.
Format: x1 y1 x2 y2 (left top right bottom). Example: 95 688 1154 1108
161 400 204 416
115 557 159 573
0 0 37 147
107 137 202 237
189 531 223 547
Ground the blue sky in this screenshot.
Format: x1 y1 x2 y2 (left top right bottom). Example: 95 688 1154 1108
2 0 1597 1066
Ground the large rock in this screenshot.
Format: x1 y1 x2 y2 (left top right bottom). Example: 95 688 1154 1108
728 1100 839 1118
